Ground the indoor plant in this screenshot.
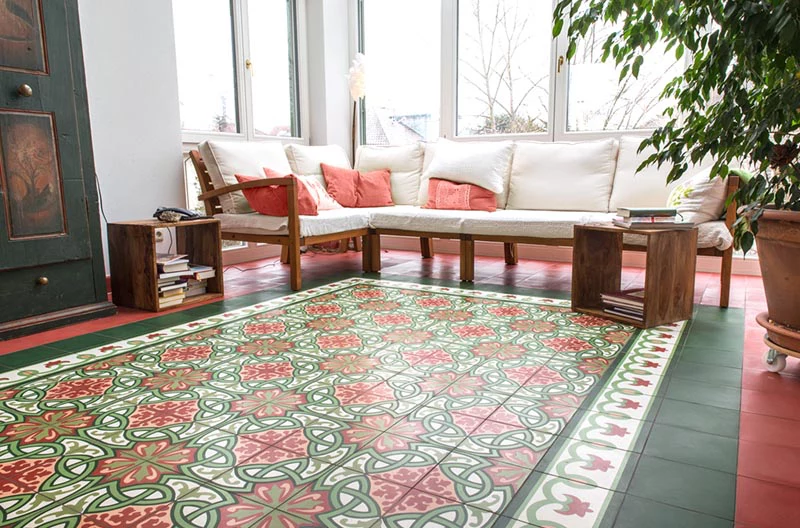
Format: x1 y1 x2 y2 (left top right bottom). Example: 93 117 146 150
553 1 800 348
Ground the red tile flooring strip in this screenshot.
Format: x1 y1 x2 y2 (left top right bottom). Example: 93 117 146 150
0 248 797 528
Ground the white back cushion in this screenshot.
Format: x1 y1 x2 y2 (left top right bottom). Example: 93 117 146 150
284 144 351 186
609 136 715 211
418 139 515 208
356 143 424 205
506 139 618 212
199 140 292 214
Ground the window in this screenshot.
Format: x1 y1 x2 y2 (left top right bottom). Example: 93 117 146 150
358 0 441 145
566 23 682 132
173 0 238 133
457 0 552 136
357 0 687 142
172 0 302 140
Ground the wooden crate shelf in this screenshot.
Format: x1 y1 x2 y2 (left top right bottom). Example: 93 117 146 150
108 218 224 312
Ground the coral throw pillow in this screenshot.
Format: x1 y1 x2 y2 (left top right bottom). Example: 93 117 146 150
321 163 394 208
321 163 359 207
235 173 318 216
424 178 497 212
356 169 393 207
263 168 341 211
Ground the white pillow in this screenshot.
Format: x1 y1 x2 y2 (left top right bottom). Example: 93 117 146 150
421 138 514 195
667 167 728 224
356 143 424 205
506 139 618 212
199 140 292 214
609 136 712 211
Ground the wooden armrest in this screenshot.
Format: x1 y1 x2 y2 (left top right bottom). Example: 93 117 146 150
198 178 295 201
723 174 740 230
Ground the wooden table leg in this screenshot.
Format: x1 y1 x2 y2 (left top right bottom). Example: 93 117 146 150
460 238 475 282
420 237 434 259
504 242 518 265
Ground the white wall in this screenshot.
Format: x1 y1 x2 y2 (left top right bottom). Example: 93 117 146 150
305 0 353 156
77 0 185 269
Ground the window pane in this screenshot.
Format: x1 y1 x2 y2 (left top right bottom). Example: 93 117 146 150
173 0 238 133
567 24 682 131
361 0 441 145
457 0 552 136
248 0 299 137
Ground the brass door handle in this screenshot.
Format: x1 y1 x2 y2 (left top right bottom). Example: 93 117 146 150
557 56 565 74
36 276 48 286
18 84 33 97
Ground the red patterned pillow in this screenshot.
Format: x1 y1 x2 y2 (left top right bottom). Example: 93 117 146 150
423 178 497 212
235 173 318 216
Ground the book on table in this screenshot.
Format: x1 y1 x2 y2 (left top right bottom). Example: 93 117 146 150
156 253 190 273
189 264 216 281
158 295 185 309
185 278 208 298
616 207 678 218
612 216 693 230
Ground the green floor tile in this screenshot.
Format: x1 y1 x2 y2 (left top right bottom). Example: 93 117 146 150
614 495 733 528
679 346 743 369
693 305 745 325
655 399 740 438
663 378 741 411
43 333 115 353
682 327 743 353
0 345 65 370
627 456 735 519
669 361 742 388
643 424 738 473
94 322 158 340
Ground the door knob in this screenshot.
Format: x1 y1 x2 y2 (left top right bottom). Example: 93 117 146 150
17 84 33 97
36 276 48 286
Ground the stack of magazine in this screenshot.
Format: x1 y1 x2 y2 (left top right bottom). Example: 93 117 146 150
613 207 693 229
601 288 645 321
156 253 216 309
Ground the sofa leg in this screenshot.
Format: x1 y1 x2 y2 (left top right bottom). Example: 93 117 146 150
420 237 434 259
366 233 381 272
362 235 372 272
720 248 733 308
504 243 518 265
289 243 302 291
353 237 362 252
280 245 290 264
460 238 475 282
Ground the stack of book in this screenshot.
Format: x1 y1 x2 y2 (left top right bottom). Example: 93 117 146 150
185 264 216 298
613 207 693 229
601 288 645 321
156 254 192 309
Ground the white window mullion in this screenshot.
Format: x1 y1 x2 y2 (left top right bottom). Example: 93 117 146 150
233 0 254 140
440 0 457 139
551 12 569 142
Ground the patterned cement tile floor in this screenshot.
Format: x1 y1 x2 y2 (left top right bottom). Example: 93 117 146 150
0 249 791 527
0 278 735 527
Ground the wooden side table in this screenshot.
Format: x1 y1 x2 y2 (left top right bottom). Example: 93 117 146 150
108 218 224 311
571 224 697 328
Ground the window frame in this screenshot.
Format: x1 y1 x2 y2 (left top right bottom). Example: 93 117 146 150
177 0 310 147
356 0 678 145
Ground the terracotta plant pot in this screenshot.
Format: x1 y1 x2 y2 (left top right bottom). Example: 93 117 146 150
756 209 800 350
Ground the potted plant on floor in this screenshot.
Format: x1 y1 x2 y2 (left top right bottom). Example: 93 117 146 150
553 1 800 361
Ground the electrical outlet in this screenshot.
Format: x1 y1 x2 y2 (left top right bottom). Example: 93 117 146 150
155 230 165 243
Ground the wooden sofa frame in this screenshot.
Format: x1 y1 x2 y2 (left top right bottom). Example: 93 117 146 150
190 150 737 308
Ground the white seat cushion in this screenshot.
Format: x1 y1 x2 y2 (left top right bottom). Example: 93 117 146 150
462 210 616 239
215 208 371 238
199 140 292 214
356 143 424 205
506 139 618 212
368 205 491 234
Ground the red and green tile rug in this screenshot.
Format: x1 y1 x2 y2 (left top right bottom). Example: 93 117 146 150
0 278 740 527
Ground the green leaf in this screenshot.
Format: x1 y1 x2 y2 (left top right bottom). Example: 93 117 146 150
567 40 577 60
553 18 564 37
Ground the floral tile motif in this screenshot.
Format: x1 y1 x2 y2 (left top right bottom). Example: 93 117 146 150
0 279 686 528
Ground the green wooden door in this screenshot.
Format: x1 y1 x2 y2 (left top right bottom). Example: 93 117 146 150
0 0 109 324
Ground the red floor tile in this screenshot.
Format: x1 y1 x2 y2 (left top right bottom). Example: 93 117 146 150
738 439 800 488
736 476 800 528
739 412 800 448
741 388 800 422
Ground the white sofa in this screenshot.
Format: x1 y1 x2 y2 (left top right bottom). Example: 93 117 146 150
191 137 736 306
